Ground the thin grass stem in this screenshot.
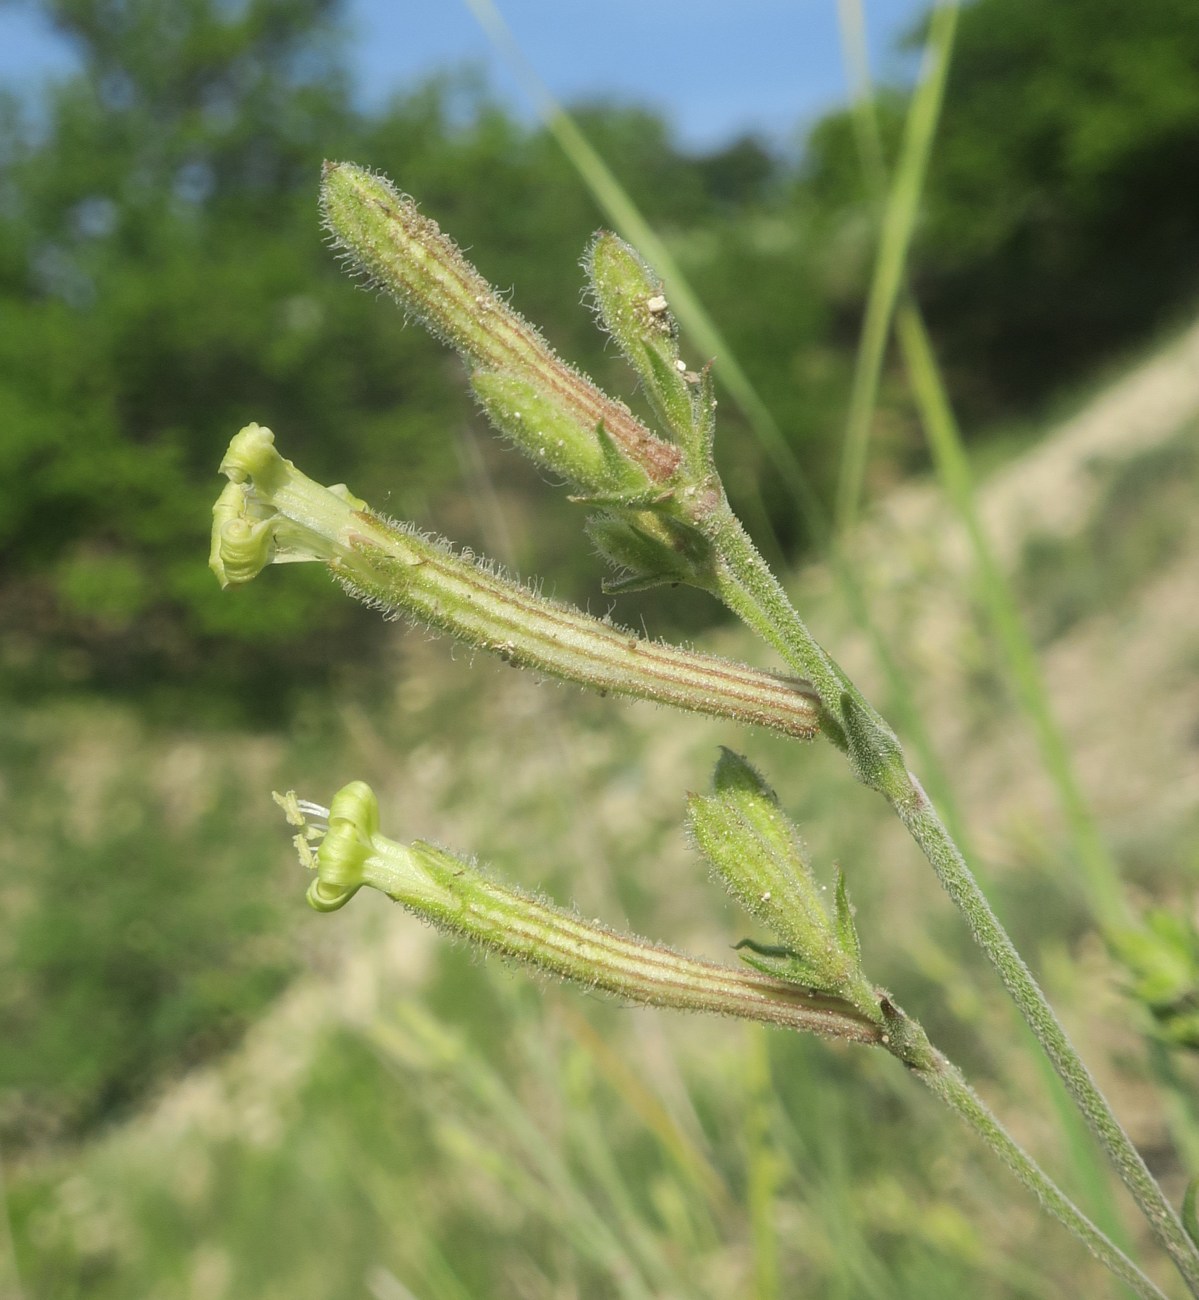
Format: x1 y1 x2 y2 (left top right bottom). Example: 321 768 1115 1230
894 301 1131 928
833 0 959 535
703 499 1199 1291
915 1054 1169 1300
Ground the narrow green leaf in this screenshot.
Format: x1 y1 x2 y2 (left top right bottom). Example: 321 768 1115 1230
638 336 698 446
687 750 880 1021
1184 1181 1199 1249
733 939 841 994
834 868 864 973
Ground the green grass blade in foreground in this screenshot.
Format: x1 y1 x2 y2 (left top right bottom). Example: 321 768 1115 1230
833 0 959 536
559 1004 734 1225
0 1149 24 1300
463 0 821 539
836 0 1128 934
894 301 1131 928
519 1004 688 1294
702 500 1199 1292
464 0 974 838
366 1010 660 1300
744 1026 781 1300
834 0 1134 1247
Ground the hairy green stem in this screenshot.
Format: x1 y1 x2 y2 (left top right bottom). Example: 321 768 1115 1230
290 783 1163 1297
698 495 1199 1293
915 1054 1169 1300
700 500 861 752
899 790 1199 1293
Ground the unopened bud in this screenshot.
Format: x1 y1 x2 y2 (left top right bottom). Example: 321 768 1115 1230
320 161 680 495
687 749 878 1020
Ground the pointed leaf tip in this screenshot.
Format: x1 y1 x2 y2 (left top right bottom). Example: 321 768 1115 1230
1183 1179 1199 1250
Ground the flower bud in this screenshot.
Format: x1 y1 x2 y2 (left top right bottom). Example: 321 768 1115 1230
587 237 687 423
320 161 680 496
687 749 878 1020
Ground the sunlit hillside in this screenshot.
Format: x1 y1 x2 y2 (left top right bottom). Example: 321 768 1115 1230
6 318 1198 1300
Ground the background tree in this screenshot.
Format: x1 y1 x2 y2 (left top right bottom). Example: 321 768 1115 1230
802 0 1199 424
5 0 1198 717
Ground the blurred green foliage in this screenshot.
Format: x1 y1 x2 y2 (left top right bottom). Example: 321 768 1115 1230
910 0 1199 417
1018 424 1199 645
804 0 1199 423
0 700 300 1145
0 0 809 714
1113 909 1199 1051
3 0 1199 1248
4 0 1197 714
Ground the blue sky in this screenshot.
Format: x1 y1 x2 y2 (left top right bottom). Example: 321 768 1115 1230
0 0 927 150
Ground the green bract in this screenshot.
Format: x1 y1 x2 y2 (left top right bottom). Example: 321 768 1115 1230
687 749 878 1021
320 161 680 496
586 232 715 471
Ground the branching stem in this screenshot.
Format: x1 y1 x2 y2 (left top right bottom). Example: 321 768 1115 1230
700 494 1199 1294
